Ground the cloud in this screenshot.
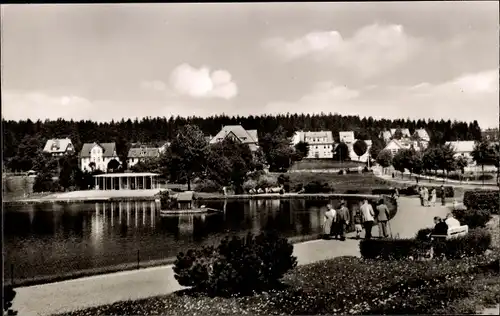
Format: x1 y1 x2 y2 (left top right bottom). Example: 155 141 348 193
263 23 422 78
140 80 167 91
168 63 238 99
2 91 96 121
265 69 499 128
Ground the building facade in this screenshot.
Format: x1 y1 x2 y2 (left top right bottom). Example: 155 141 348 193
127 147 161 167
43 138 75 157
80 142 120 172
292 131 334 159
445 141 476 164
383 139 427 155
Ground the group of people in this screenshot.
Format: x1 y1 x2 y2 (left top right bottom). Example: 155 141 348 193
418 185 446 207
323 199 391 240
429 213 461 237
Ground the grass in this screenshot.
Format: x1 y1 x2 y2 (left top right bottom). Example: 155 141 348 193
287 172 393 194
290 159 365 171
55 254 499 316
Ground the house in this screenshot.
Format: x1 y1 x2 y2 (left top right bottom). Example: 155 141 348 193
383 139 426 156
43 138 75 157
80 142 120 172
339 131 356 144
209 125 259 152
390 128 411 138
127 147 161 167
291 131 334 159
445 141 476 164
413 129 430 142
379 131 392 142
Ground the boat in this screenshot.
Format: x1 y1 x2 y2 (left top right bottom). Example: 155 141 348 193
159 191 221 215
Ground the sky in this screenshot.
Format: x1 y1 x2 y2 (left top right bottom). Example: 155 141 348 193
1 2 499 128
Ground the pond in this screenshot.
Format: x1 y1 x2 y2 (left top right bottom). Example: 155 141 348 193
4 197 383 284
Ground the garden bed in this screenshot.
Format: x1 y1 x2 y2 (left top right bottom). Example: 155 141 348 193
56 254 500 316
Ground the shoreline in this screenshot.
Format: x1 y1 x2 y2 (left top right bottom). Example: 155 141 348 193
4 192 393 205
6 234 321 288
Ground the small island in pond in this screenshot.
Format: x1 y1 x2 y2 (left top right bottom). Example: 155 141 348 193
157 190 221 215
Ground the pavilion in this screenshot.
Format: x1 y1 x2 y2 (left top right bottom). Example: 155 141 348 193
93 172 160 190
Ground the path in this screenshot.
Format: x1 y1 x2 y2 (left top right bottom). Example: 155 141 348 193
13 196 448 316
377 173 498 191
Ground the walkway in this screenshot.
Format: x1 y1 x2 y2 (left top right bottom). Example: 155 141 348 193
13 197 448 316
377 173 498 191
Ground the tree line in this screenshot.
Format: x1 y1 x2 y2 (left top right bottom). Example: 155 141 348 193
3 114 482 167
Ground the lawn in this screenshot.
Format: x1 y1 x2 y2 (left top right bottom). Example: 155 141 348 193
56 254 500 316
287 172 394 194
290 159 365 171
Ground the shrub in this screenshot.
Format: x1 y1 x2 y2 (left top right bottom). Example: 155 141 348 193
345 189 360 194
303 181 332 194
452 208 492 229
371 188 395 195
257 175 278 189
433 228 492 259
32 172 57 193
3 285 17 315
416 227 433 241
359 238 431 260
400 185 419 196
463 190 499 214
173 231 297 296
193 179 221 193
478 174 494 181
337 170 344 175
242 179 257 193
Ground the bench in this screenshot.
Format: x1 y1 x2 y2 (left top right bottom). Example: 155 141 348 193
432 225 469 240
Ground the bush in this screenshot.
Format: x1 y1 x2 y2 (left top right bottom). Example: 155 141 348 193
193 179 221 193
359 238 431 260
3 285 17 315
173 231 297 296
303 181 332 194
463 190 499 214
452 208 492 229
292 183 303 193
478 174 494 181
400 185 419 196
32 172 57 193
257 175 278 189
242 179 257 193
399 186 454 198
345 189 360 194
415 227 433 241
372 188 395 195
433 229 492 259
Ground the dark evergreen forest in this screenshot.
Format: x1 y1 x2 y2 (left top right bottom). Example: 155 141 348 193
2 113 482 163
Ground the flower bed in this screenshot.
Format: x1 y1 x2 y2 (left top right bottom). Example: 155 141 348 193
56 254 500 316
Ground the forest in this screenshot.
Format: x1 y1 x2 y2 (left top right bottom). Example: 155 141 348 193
3 113 483 163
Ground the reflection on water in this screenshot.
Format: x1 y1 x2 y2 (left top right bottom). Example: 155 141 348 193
4 198 354 283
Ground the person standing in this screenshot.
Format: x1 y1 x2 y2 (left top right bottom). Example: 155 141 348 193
376 199 390 238
353 208 364 239
360 199 375 239
440 185 446 206
423 187 429 207
336 201 350 241
322 204 336 239
418 186 424 206
430 188 437 207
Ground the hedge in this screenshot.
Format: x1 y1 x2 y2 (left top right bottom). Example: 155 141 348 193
452 208 492 229
360 229 491 260
463 190 499 214
371 188 396 196
398 185 454 198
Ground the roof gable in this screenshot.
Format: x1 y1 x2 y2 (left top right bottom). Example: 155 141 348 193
80 142 117 157
210 125 257 144
127 147 160 158
43 138 74 154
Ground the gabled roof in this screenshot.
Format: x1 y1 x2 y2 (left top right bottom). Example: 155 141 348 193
210 125 258 144
80 142 117 158
43 138 74 154
414 129 430 139
445 141 476 153
390 128 411 137
127 147 160 159
380 131 392 139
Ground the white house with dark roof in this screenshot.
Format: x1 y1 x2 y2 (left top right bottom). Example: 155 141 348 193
292 131 334 159
43 138 75 157
80 142 120 172
383 139 427 156
127 147 161 167
209 125 259 152
445 141 476 164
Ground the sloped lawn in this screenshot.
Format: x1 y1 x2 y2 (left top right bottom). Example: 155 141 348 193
56 254 499 316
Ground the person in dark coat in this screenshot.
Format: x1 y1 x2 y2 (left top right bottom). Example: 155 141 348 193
376 199 390 238
440 185 446 206
431 216 448 236
335 201 350 241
